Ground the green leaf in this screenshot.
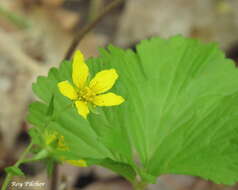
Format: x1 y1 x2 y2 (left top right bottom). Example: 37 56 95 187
87 36 238 184
47 95 55 116
28 127 43 145
30 149 49 162
28 35 238 185
87 158 136 182
27 101 48 129
5 166 25 177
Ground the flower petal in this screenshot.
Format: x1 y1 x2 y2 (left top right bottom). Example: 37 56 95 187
89 69 118 94
93 93 125 106
66 160 87 167
75 101 89 119
45 132 57 145
72 50 89 88
58 81 78 100
58 136 69 151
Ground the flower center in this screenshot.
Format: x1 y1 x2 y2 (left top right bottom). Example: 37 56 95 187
79 87 96 102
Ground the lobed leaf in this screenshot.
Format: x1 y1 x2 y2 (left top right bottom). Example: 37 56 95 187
28 35 238 185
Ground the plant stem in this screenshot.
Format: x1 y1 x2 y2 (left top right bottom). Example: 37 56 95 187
88 0 104 22
133 181 148 190
1 142 33 190
1 103 72 190
50 164 59 190
64 0 124 60
0 6 30 29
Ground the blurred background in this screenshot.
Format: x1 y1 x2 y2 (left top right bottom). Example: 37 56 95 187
1 0 238 189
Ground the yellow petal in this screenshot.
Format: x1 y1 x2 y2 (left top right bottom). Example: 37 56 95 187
66 160 87 167
72 50 89 88
45 132 57 145
93 93 125 106
58 136 69 151
75 101 89 119
89 69 118 94
58 81 78 100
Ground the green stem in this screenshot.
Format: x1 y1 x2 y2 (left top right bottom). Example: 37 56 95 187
1 142 34 190
50 164 59 190
1 102 73 190
132 181 148 190
0 6 30 28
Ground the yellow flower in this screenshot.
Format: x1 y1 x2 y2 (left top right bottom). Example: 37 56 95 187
58 50 125 119
45 132 87 167
65 160 87 167
45 132 58 145
57 136 87 167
